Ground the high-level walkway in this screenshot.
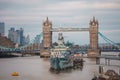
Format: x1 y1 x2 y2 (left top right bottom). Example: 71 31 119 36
51 28 89 32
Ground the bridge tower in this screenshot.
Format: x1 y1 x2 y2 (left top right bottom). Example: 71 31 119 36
88 17 100 57
43 17 52 49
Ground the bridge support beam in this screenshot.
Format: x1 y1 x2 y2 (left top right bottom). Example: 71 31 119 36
96 57 100 64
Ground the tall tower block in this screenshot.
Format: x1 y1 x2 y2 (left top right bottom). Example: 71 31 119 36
88 17 100 57
43 17 52 48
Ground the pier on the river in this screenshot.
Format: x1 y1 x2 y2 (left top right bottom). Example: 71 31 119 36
96 55 120 65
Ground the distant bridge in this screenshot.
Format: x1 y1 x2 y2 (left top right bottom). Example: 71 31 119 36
101 49 120 52
74 48 120 53
96 54 120 66
0 33 42 57
0 49 40 53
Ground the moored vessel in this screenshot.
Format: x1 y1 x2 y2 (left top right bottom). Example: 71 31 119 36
50 33 84 71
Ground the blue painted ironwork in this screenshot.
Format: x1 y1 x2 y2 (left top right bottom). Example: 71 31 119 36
98 32 120 49
0 32 42 53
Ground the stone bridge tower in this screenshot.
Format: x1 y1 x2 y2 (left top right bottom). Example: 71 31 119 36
43 17 52 49
88 17 100 57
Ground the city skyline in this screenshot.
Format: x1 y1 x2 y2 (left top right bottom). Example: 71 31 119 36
8 27 30 45
0 0 120 45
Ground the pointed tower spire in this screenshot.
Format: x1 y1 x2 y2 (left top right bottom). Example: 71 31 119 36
93 16 95 22
46 16 49 22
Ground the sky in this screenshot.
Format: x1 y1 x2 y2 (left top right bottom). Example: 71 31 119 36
0 0 120 45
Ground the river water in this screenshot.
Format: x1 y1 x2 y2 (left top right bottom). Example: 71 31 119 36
0 52 120 80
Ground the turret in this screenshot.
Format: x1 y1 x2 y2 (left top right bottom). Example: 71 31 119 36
89 16 99 26
43 17 52 26
88 16 100 57
43 17 52 48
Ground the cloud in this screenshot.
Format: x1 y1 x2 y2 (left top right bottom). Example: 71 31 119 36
0 10 16 16
0 0 43 4
44 1 120 11
1 0 120 18
0 0 46 10
1 16 41 25
0 0 120 44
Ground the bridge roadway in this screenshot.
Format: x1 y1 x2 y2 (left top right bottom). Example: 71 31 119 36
75 54 120 66
96 54 120 66
101 49 120 52
51 28 89 32
0 48 120 54
97 54 120 60
0 50 40 53
76 55 120 59
75 49 120 52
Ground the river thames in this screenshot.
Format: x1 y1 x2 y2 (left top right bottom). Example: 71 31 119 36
0 52 120 80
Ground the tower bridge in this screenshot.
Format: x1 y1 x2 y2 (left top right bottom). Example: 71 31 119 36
0 17 119 57
42 17 100 57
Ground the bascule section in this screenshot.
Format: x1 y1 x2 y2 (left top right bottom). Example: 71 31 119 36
88 17 100 57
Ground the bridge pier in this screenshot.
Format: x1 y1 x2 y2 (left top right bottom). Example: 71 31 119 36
96 57 100 64
96 57 111 65
99 65 104 74
105 58 110 65
87 49 101 57
40 48 50 58
21 53 24 57
21 50 25 57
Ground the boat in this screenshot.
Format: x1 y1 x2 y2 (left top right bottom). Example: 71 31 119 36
92 66 120 80
50 33 73 71
50 33 84 71
50 48 73 70
11 72 19 76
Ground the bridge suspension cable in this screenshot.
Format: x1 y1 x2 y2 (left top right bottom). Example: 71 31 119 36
98 32 120 49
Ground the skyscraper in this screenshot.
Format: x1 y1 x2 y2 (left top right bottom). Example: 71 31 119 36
8 27 15 42
0 22 5 36
8 27 25 46
20 28 24 45
25 35 30 44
